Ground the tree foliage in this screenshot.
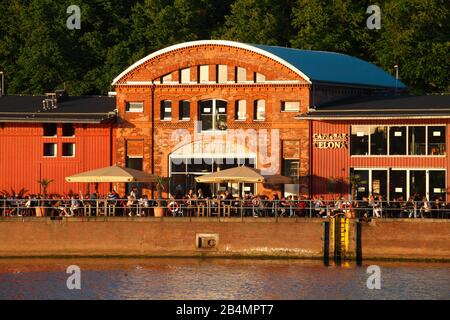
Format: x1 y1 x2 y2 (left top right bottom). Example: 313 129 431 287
0 0 448 95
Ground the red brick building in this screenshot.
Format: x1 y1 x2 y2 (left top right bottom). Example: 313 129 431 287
111 40 405 198
2 40 449 201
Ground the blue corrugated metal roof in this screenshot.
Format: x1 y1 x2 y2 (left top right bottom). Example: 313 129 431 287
251 44 406 89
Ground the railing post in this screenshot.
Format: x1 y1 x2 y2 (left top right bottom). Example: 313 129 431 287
309 200 312 218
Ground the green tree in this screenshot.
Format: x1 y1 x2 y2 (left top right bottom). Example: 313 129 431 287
216 0 294 45
291 0 375 60
128 0 232 63
373 0 450 93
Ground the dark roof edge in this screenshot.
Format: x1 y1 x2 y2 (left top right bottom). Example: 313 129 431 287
296 114 450 120
0 116 116 124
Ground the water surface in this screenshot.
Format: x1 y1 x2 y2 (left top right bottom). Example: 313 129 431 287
0 258 448 300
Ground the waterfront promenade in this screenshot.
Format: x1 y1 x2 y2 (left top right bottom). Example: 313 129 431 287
0 217 449 261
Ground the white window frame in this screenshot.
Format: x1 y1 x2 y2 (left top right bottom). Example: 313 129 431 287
236 100 246 121
180 68 191 84
43 143 57 158
255 72 266 83
62 143 76 158
254 100 266 121
353 167 447 201
161 100 172 121
281 101 300 112
179 100 190 121
236 67 247 83
126 101 144 113
217 65 228 83
199 65 209 83
199 99 227 133
350 124 446 157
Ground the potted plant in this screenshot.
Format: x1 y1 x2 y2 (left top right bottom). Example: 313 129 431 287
37 179 54 217
153 176 170 217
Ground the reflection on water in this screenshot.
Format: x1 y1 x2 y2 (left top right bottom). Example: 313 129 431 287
0 258 448 300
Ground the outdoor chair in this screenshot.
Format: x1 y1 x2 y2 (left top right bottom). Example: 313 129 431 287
83 204 91 217
222 204 231 217
107 204 116 217
197 203 206 217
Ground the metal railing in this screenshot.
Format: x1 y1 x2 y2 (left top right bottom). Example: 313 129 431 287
0 198 448 219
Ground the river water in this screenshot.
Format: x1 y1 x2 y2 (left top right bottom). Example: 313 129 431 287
0 258 448 300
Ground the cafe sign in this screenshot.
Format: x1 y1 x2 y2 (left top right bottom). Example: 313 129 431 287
313 133 348 149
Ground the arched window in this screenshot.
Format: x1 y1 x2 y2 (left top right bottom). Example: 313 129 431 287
254 100 266 120
235 100 246 120
160 100 172 120
198 99 227 131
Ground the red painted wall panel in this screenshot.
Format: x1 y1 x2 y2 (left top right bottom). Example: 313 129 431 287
311 120 450 199
0 123 115 196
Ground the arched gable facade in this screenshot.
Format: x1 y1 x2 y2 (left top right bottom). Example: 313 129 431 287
113 41 311 198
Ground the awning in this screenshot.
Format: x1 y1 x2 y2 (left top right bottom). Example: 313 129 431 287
65 165 157 183
195 166 265 183
195 166 293 184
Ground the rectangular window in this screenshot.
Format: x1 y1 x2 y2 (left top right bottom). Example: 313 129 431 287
126 102 144 112
370 126 388 155
372 170 387 198
255 72 266 82
428 126 445 155
170 158 187 173
410 170 426 199
125 156 143 195
180 68 190 83
389 126 406 155
215 100 228 131
350 126 369 155
235 100 246 120
350 169 369 200
62 123 75 137
161 73 172 83
429 170 446 200
199 65 209 83
199 100 213 131
126 157 143 170
390 170 407 201
236 67 246 83
43 123 57 137
187 158 213 173
179 100 190 120
43 143 57 157
408 126 426 155
283 159 299 177
254 100 266 120
281 101 300 112
217 65 227 83
199 100 227 131
160 100 172 120
62 143 75 157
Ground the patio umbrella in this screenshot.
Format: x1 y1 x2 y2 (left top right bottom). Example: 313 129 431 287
195 166 265 184
65 165 157 183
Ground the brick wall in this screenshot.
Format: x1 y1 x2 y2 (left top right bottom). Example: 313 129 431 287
114 43 312 197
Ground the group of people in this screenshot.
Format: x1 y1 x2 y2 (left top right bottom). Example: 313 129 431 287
0 188 447 219
166 189 315 217
312 194 446 219
0 188 155 217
